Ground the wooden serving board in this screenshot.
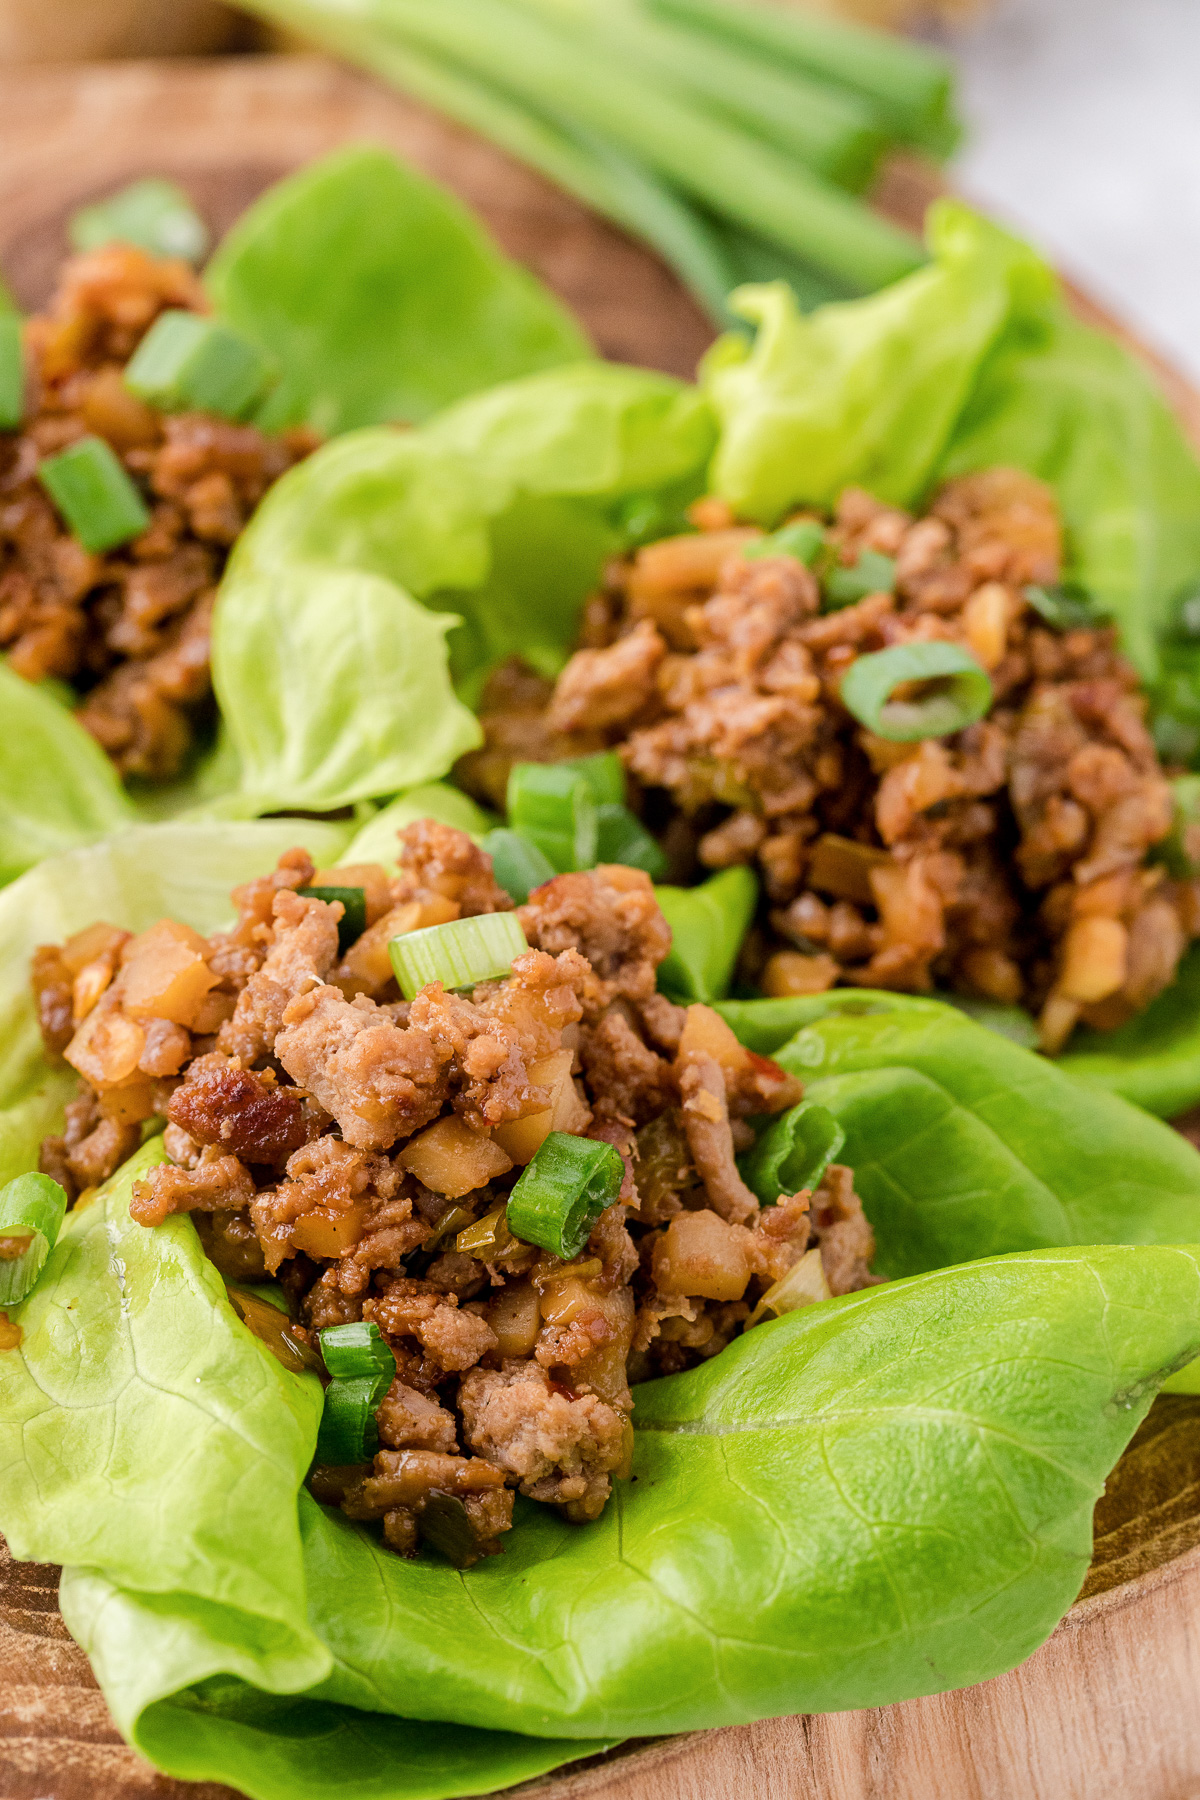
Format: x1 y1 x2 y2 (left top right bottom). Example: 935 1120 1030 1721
3 51 1200 1800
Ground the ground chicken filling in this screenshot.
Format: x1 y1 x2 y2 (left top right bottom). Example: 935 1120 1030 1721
33 820 876 1565
1 244 315 778
458 471 1200 1053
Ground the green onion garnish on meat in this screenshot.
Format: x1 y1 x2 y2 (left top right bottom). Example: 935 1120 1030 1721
555 751 627 809
0 312 23 431
298 885 368 954
840 642 993 742
741 1101 845 1207
124 309 277 421
1023 583 1101 631
69 178 211 264
507 761 599 872
37 436 150 554
0 1174 68 1307
506 1131 624 1260
745 519 826 567
315 1320 397 1465
389 911 529 1000
823 548 896 609
655 865 758 1005
480 829 556 905
594 804 668 878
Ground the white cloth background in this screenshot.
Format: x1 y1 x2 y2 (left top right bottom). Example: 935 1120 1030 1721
942 0 1200 381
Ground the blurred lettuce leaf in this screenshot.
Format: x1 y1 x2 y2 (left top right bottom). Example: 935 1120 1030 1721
701 200 1049 521
206 145 591 436
0 663 134 886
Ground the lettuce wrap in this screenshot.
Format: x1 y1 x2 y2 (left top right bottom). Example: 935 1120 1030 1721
3 826 1200 1795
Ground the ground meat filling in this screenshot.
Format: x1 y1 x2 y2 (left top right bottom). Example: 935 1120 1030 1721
474 470 1197 1053
1 243 316 778
34 820 876 1564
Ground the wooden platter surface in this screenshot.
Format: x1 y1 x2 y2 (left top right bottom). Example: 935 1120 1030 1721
3 51 1200 1800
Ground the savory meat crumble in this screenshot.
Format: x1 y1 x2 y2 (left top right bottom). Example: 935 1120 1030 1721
459 470 1198 1052
32 820 875 1564
1 244 315 778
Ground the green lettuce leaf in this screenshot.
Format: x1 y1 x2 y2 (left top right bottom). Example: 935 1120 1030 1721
766 1001 1200 1278
940 305 1200 682
0 663 134 886
700 200 1050 522
0 819 352 1147
205 145 591 436
0 1140 328 1684
210 567 482 816
1057 944 1200 1119
35 1244 1193 1756
343 786 494 869
222 363 714 695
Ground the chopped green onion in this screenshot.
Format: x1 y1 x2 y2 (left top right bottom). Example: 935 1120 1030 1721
741 1102 844 1206
0 314 23 430
555 751 627 809
617 492 694 548
0 1174 67 1306
38 436 150 554
314 1321 396 1465
506 1131 624 1260
745 520 825 566
69 178 210 263
595 804 668 878
299 885 367 954
319 1319 397 1387
389 910 529 1000
655 865 758 1004
456 1200 514 1257
480 828 556 905
507 761 598 872
823 549 895 609
315 1375 383 1464
840 642 992 743
124 309 276 421
1024 583 1102 632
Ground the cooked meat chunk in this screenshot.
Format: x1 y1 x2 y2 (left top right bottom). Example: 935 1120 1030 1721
2 244 315 779
167 1054 313 1165
519 865 672 1007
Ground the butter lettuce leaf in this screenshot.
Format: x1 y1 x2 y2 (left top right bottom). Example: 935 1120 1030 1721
51 1244 1197 1758
206 145 591 436
0 663 134 886
1057 944 1200 1119
222 362 714 696
941 305 1200 682
701 200 1049 521
343 786 493 870
211 568 482 816
767 1001 1200 1277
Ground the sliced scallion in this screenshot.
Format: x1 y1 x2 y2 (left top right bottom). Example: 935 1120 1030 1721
314 1320 396 1465
299 885 367 954
389 910 529 1001
745 519 825 566
0 1173 68 1306
655 865 758 1004
480 828 556 905
124 309 276 421
840 642 992 743
1023 583 1101 632
320 1319 397 1385
0 313 24 431
741 1102 844 1207
69 178 210 263
507 761 598 872
556 751 627 809
823 548 895 609
595 803 668 879
38 437 150 554
506 1131 624 1260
